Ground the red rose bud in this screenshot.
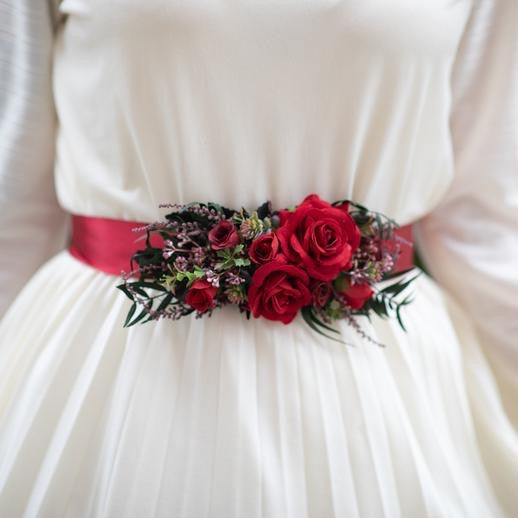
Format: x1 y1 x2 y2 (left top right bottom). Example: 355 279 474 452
248 255 312 324
276 193 361 281
249 232 280 264
338 279 374 310
185 279 218 313
208 220 240 250
311 281 333 308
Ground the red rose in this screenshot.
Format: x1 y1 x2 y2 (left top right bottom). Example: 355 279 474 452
311 281 333 308
338 281 373 310
248 255 311 324
276 193 361 281
185 279 218 313
249 233 280 264
208 220 240 250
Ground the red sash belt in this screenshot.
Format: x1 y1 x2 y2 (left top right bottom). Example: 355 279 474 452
68 214 415 276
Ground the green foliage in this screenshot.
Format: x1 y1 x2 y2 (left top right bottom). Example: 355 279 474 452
174 265 205 285
300 306 348 344
361 271 421 331
215 244 251 270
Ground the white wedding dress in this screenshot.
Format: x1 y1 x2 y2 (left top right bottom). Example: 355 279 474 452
0 1 517 517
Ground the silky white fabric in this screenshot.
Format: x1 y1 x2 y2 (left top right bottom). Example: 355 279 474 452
0 0 69 318
0 1 517 517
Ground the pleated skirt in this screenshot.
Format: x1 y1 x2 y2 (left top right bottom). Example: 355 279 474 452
0 250 516 517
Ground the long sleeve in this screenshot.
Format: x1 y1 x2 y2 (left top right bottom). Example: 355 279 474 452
415 1 517 402
0 0 69 318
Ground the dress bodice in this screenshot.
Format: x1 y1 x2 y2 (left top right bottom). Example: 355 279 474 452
53 0 471 223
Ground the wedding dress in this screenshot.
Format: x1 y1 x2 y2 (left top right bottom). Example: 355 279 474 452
0 1 517 517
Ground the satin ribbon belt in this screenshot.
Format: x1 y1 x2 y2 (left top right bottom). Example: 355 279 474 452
68 214 415 277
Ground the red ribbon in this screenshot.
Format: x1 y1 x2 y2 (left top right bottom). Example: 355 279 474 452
68 215 163 276
389 222 414 273
68 214 414 277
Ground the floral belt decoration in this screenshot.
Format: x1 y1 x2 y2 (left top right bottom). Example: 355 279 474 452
118 194 419 345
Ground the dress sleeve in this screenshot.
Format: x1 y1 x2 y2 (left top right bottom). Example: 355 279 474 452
415 2 518 374
0 0 69 318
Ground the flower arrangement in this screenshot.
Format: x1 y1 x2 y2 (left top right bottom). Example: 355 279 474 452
117 194 418 344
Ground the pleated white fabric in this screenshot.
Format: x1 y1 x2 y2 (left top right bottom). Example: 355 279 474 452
0 252 514 518
0 1 517 517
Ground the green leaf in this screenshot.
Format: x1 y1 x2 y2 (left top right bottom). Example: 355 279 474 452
379 273 420 297
123 302 137 327
395 296 412 331
157 293 174 312
368 298 390 319
396 305 407 331
127 307 149 327
136 282 168 292
301 307 328 335
333 198 367 212
175 269 206 285
117 284 134 301
130 285 149 297
234 258 251 267
306 308 341 335
301 307 348 345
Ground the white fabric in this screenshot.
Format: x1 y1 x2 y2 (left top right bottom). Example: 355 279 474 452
0 0 69 318
0 1 517 517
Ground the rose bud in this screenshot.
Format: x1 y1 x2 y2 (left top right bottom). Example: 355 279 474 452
249 233 280 264
311 281 333 308
208 220 240 250
337 280 374 310
185 279 218 313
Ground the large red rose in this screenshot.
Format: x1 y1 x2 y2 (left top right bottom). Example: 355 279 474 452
276 193 361 281
248 255 311 324
249 233 280 264
338 281 374 309
208 220 240 250
185 279 218 313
